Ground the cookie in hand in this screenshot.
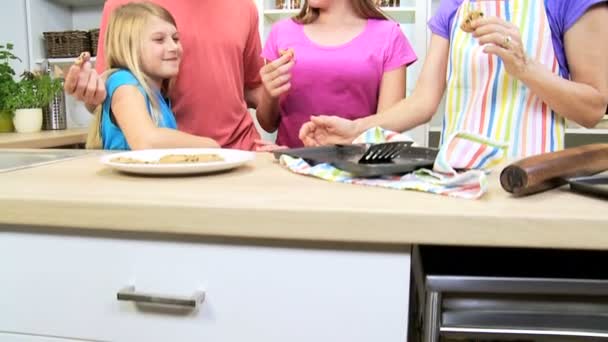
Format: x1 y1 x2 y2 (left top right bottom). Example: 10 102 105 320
278 48 295 60
74 52 89 66
460 11 484 33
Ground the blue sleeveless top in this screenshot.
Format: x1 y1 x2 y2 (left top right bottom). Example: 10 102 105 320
101 69 177 150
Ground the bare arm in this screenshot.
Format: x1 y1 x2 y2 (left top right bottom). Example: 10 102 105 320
112 86 219 149
354 34 450 135
255 88 281 132
475 5 608 128
376 66 407 113
520 5 608 127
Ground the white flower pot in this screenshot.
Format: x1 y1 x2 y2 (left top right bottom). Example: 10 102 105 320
13 108 43 133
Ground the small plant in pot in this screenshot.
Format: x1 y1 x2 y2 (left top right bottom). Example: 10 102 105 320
0 43 20 132
5 71 63 133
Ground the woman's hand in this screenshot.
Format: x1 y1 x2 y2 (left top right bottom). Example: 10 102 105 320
64 52 106 107
472 17 530 79
299 115 359 147
260 51 295 98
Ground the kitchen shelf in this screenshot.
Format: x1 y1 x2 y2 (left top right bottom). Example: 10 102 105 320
264 7 416 22
565 128 608 135
36 56 96 64
49 0 105 7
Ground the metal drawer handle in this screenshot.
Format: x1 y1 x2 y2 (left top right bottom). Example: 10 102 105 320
117 286 205 308
441 326 608 339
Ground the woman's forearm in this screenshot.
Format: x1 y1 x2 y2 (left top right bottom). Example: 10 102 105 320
255 91 280 133
519 60 607 128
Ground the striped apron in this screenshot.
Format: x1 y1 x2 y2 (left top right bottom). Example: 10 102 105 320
442 0 565 158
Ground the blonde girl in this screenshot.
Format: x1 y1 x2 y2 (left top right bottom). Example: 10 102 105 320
86 2 218 150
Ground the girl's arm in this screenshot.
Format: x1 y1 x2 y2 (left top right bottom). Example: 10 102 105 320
354 34 450 135
476 5 608 128
376 66 407 113
255 87 281 132
112 86 219 149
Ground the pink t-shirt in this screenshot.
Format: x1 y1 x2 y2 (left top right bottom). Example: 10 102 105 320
262 18 417 148
97 0 264 150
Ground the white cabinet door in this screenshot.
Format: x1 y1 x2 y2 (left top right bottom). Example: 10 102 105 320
0 231 133 341
0 231 411 342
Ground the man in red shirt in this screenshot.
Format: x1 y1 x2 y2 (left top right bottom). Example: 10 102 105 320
65 0 264 150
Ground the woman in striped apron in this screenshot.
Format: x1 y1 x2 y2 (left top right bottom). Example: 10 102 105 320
299 0 608 158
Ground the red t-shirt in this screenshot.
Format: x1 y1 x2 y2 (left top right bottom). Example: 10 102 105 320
96 0 263 150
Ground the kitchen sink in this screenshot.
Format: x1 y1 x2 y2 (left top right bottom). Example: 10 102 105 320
0 149 95 173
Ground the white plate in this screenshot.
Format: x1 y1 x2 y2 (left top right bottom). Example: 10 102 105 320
100 148 255 175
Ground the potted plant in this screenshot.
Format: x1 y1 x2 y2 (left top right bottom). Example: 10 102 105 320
0 43 20 132
5 71 63 133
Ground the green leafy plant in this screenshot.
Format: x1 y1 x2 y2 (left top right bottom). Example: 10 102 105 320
4 71 63 110
0 43 21 111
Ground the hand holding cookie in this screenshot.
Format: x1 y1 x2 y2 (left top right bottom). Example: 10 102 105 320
260 47 295 98
64 51 107 107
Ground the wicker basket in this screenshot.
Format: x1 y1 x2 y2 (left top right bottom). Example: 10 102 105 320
43 30 91 58
90 29 100 56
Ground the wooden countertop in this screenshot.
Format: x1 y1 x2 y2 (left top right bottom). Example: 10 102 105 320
0 128 87 148
0 150 606 250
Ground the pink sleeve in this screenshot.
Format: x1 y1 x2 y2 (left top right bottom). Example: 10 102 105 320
261 24 280 62
383 23 418 71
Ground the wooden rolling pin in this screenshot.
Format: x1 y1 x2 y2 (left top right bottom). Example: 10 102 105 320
500 144 608 196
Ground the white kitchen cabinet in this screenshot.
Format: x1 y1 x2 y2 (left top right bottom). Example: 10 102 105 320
0 231 411 342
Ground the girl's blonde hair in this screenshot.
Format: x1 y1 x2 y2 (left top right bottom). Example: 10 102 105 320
293 0 388 24
86 2 178 149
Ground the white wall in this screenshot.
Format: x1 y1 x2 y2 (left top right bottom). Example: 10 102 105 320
0 1 30 76
72 5 103 30
28 0 73 66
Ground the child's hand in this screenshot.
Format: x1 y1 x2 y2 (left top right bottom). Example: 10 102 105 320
260 49 295 98
299 115 359 147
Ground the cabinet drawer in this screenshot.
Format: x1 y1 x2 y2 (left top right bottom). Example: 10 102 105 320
0 231 410 342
